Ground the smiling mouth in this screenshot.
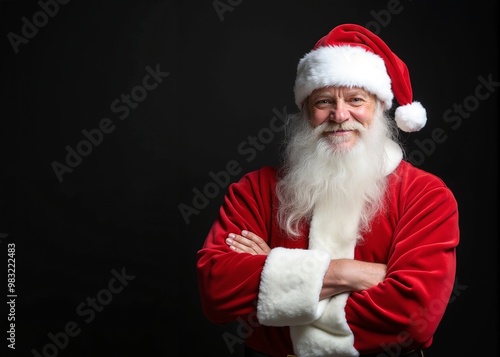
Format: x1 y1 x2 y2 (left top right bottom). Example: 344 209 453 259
321 122 358 133
323 129 352 135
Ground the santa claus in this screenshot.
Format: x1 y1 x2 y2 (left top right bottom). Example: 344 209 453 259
197 23 459 357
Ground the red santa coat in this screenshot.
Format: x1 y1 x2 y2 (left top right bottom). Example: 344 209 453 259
196 159 459 357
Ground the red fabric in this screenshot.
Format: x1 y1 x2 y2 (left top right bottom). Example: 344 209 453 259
196 161 459 357
314 23 413 107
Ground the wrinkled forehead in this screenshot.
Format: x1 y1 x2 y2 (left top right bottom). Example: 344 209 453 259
309 86 376 97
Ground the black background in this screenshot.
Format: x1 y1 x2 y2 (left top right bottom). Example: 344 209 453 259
1 0 498 356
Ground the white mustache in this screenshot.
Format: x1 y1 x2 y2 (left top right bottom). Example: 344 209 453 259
318 122 365 134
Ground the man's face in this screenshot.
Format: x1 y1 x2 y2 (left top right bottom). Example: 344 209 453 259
306 86 378 151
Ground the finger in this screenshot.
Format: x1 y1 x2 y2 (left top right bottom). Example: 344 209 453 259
241 230 271 254
226 234 257 255
238 232 266 254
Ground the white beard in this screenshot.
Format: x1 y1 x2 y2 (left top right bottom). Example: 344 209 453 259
276 104 395 239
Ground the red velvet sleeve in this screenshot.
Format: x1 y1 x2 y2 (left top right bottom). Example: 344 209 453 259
347 162 460 352
196 166 277 323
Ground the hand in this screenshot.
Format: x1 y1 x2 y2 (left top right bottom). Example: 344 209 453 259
225 230 271 255
320 259 387 299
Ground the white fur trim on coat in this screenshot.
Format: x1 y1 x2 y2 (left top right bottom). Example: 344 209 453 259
257 247 331 326
290 297 359 357
257 140 402 355
384 139 403 175
289 194 360 356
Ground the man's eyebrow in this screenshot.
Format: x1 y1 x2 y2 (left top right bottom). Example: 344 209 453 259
311 90 331 97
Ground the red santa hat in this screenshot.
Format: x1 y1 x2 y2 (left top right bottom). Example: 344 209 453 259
294 23 426 132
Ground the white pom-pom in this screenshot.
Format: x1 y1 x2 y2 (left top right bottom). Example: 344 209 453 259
395 101 427 132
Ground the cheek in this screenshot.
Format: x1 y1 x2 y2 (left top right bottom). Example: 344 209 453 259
356 108 376 127
309 108 329 127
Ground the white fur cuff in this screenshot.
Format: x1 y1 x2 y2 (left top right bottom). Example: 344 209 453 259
257 247 331 326
290 319 359 357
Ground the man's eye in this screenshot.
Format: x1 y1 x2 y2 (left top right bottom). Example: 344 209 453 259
349 97 365 105
315 99 331 107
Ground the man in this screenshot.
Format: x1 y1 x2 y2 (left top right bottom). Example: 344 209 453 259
196 23 459 357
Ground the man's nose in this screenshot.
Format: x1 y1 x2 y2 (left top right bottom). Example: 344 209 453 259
329 101 349 123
